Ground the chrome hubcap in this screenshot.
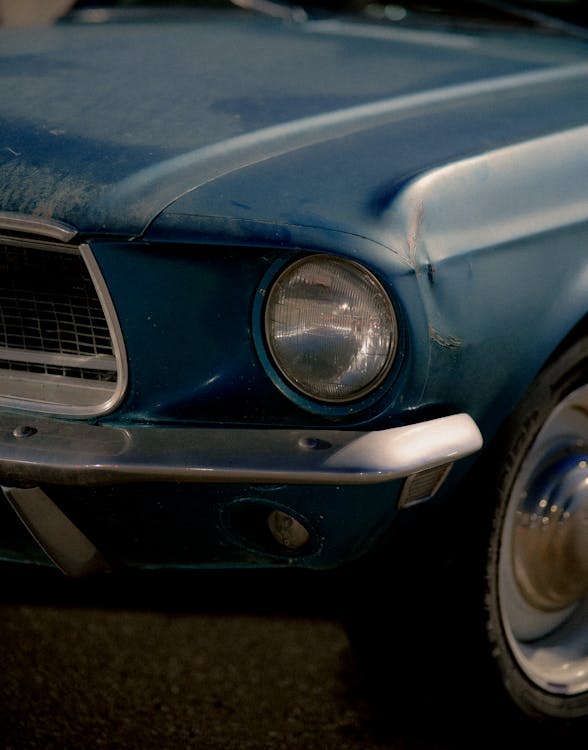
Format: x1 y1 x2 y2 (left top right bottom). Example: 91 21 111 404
513 453 588 613
499 384 588 695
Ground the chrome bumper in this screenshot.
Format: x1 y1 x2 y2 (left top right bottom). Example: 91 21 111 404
0 412 482 577
0 412 482 487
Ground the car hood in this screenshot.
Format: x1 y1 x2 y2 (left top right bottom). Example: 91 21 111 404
1 12 588 237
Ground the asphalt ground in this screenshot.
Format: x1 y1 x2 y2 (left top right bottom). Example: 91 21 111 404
0 566 538 750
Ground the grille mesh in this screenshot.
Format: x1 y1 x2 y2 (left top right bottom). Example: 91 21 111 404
0 243 113 361
0 240 118 397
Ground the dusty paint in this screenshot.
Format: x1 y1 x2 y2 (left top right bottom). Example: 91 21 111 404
0 160 102 224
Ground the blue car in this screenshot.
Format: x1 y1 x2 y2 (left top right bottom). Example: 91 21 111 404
1 0 588 732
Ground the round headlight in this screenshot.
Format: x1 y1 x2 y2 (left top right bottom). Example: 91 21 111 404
264 255 397 403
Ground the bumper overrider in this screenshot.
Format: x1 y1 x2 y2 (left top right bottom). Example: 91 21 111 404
0 412 482 576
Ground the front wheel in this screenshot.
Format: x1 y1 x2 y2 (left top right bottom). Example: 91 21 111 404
344 337 588 733
488 340 588 726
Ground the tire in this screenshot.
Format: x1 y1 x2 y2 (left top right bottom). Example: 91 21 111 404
487 336 588 728
344 336 588 733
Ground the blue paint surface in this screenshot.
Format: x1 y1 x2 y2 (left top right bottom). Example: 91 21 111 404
1 7 588 569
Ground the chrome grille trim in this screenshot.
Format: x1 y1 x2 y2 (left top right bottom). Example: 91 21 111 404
0 212 78 243
0 234 127 416
79 243 128 415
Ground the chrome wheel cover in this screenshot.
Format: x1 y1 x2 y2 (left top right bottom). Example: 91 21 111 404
499 384 588 695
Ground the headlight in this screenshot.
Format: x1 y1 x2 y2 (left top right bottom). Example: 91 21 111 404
264 255 397 403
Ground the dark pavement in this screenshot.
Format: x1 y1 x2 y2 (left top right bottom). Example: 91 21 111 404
0 566 503 750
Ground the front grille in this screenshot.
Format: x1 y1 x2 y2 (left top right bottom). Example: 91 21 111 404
0 238 125 414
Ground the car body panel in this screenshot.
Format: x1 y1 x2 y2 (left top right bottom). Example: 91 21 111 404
0 15 587 235
1 8 588 573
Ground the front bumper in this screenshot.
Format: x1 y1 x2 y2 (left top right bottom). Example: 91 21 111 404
0 412 482 576
0 412 481 487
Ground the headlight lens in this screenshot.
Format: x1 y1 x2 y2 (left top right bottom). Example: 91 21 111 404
264 255 397 403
